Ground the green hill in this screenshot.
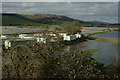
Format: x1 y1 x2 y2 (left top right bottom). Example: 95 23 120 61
2 13 113 27
2 14 42 26
2 13 90 26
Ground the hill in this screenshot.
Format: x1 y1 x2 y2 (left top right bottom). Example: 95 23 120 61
2 13 115 27
2 13 42 26
2 13 92 26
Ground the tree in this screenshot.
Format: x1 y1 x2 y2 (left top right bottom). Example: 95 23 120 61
60 21 82 35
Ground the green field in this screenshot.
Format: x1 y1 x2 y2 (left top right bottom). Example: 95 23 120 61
96 38 120 45
2 14 42 26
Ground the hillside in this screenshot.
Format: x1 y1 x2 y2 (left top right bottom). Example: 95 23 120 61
2 13 91 26
2 13 42 26
2 13 114 27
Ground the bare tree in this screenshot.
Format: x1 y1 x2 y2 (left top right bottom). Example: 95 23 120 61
60 21 82 35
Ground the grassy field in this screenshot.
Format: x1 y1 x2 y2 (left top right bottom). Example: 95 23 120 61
83 49 100 55
2 14 42 26
96 38 120 45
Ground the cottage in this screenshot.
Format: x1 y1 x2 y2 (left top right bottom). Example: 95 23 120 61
63 35 76 41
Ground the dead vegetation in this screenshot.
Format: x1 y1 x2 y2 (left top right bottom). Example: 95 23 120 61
2 41 120 79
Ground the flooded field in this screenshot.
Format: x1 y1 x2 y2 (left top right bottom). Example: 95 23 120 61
63 31 119 66
1 26 43 34
92 31 120 40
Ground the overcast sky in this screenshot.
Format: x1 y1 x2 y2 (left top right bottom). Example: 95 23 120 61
2 2 118 23
2 0 119 2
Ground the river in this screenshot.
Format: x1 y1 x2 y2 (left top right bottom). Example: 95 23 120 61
63 31 119 66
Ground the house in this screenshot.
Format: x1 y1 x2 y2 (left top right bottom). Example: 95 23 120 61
63 35 76 41
36 37 46 43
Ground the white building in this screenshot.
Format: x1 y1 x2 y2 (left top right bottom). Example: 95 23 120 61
63 35 76 41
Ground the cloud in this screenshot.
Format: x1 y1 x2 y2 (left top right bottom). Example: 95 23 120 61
2 2 118 23
2 0 119 2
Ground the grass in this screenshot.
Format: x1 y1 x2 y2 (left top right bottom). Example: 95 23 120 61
83 49 100 56
87 29 102 31
2 14 42 26
96 38 120 45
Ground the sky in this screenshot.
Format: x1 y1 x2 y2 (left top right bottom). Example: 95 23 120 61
2 2 119 23
2 0 119 2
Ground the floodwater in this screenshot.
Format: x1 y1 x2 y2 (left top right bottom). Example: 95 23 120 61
92 31 120 40
1 26 43 34
82 27 118 34
63 31 119 66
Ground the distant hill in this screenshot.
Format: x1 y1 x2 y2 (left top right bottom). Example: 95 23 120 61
2 13 115 27
87 21 110 25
